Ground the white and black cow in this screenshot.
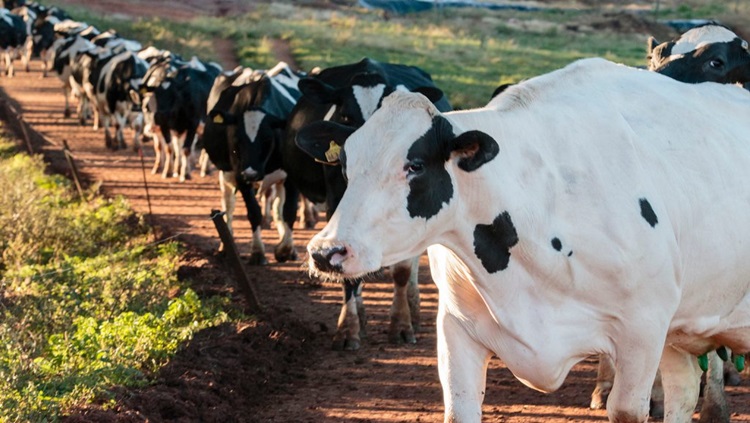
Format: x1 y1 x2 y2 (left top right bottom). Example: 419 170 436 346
203 63 303 265
145 56 221 181
648 23 750 84
0 8 26 77
589 24 750 421
290 58 450 350
304 58 750 422
50 34 95 118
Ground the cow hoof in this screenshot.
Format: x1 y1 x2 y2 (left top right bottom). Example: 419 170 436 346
649 399 664 420
725 369 742 386
388 328 416 345
274 246 298 263
64 109 71 118
247 253 268 266
589 388 608 410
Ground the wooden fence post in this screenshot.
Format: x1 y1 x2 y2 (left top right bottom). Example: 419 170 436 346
62 139 86 200
210 209 262 314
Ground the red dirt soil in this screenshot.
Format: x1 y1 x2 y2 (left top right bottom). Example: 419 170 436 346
1 1 748 422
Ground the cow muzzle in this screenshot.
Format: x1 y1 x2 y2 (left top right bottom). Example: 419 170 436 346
308 243 349 276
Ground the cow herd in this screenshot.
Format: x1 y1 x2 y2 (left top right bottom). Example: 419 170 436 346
4 1 750 421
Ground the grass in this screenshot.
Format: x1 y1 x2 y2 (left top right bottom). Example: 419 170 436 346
0 133 238 421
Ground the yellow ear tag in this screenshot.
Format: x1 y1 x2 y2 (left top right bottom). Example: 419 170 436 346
213 114 224 124
325 141 341 163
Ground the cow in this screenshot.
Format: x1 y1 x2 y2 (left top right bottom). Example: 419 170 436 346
304 58 750 422
203 63 303 264
589 24 750 420
50 34 95 119
0 8 26 77
648 23 750 84
145 56 221 181
289 58 450 350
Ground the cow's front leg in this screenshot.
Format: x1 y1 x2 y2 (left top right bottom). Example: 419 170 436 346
218 170 236 253
388 257 419 344
438 309 492 423
591 354 664 419
605 329 665 423
270 181 296 262
238 182 267 265
659 345 702 423
332 278 365 351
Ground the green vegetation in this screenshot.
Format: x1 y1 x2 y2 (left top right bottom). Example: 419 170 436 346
0 135 235 422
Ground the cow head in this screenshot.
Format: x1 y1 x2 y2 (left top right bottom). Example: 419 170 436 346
648 24 750 84
207 77 286 183
298 72 444 127
303 91 498 277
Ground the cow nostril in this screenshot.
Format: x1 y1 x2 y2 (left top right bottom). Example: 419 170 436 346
311 246 348 273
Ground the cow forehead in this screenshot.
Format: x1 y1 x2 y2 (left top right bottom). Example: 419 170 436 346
352 84 386 121
243 110 267 143
671 25 740 55
345 92 438 168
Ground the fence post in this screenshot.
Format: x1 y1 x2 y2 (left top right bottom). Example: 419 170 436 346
210 209 262 314
62 139 86 200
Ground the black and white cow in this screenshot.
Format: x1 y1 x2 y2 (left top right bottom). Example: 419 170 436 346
145 56 221 181
588 23 750 422
305 58 750 422
203 63 303 264
0 8 26 77
648 23 750 84
50 34 94 118
289 58 450 350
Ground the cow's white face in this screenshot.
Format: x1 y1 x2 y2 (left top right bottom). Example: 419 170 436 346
306 91 499 278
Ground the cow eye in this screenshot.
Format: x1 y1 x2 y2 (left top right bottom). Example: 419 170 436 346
709 59 724 69
405 160 425 177
339 115 352 125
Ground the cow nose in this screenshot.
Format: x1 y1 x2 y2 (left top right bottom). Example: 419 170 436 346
311 245 348 273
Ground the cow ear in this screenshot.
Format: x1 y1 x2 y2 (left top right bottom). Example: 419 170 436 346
208 110 238 125
296 121 355 165
299 77 337 104
490 83 513 100
448 130 499 172
412 86 444 104
647 36 660 57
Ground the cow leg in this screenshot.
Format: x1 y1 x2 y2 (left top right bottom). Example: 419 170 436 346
4 50 12 77
199 148 210 177
659 345 703 423
438 309 492 423
332 278 365 351
698 351 730 423
591 354 615 410
22 37 31 72
388 257 419 344
218 170 236 253
275 178 299 262
270 181 296 263
238 181 267 266
299 196 318 229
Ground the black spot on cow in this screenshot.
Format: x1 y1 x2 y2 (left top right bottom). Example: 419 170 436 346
567 251 573 257
639 198 658 228
551 237 562 251
473 211 519 273
406 116 456 219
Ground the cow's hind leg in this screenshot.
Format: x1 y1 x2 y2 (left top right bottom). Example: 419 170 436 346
388 257 419 344
698 351 730 423
332 278 365 351
659 345 703 423
238 181 267 265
